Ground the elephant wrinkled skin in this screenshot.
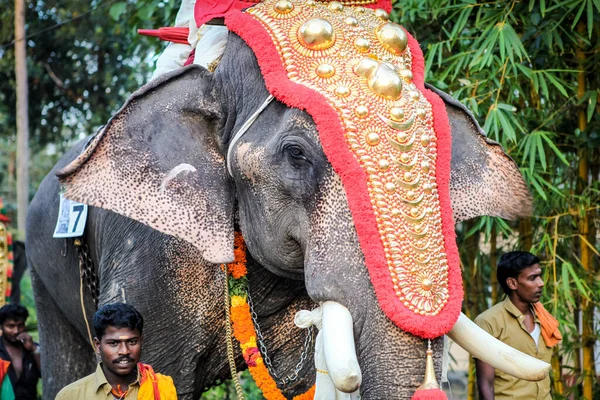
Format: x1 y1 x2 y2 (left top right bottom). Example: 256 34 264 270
27 34 531 399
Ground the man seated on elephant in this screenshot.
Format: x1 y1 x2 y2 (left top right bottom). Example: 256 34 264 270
55 303 177 400
0 303 41 400
474 251 561 400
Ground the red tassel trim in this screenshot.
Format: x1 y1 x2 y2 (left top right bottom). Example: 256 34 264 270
412 388 448 400
138 27 190 44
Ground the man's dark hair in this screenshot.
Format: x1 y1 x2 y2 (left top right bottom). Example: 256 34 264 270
497 251 541 295
0 303 29 325
93 303 144 339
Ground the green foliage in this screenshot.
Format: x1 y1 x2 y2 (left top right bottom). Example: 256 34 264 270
392 1 599 397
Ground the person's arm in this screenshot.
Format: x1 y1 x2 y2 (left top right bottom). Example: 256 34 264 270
475 358 495 400
16 332 41 371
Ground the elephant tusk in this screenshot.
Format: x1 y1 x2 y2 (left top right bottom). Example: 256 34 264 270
447 313 551 381
322 301 362 393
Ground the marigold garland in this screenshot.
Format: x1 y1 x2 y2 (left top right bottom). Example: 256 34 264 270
227 232 315 400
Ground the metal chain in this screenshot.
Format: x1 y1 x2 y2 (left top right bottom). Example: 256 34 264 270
74 238 99 307
246 291 314 387
223 268 246 400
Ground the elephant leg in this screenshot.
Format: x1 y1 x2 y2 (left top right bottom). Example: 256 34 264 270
31 268 95 399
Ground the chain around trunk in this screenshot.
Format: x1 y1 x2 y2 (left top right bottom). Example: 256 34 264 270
74 237 99 307
224 268 246 400
247 291 314 387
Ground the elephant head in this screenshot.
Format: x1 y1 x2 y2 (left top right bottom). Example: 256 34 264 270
57 3 539 398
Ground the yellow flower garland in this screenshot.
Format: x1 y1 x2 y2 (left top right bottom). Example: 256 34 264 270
227 233 315 400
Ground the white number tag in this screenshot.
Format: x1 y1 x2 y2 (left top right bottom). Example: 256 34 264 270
53 194 88 238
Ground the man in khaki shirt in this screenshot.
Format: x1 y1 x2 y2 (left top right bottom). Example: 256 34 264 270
55 303 176 400
474 251 553 400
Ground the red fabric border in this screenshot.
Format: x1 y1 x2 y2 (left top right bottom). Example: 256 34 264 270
226 11 462 338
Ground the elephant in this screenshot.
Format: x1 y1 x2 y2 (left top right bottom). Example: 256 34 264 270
27 27 536 400
10 240 28 304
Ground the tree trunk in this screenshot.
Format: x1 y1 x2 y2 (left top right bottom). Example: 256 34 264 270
14 0 29 235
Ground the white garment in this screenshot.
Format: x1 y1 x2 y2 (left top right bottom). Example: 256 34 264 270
529 322 541 347
151 0 229 79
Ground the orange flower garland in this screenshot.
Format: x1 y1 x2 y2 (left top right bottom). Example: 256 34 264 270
227 232 315 400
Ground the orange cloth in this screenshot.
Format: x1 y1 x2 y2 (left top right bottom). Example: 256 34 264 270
0 359 10 383
532 302 562 347
138 363 177 400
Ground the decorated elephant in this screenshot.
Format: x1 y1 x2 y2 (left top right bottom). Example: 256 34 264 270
27 2 547 399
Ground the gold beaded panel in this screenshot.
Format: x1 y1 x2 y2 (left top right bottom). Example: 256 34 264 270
0 223 9 308
247 0 449 316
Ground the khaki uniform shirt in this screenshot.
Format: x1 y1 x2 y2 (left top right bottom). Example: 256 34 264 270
55 364 141 400
474 297 552 400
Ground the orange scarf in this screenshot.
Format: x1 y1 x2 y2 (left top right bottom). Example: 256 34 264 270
138 363 177 400
532 302 562 347
0 359 9 382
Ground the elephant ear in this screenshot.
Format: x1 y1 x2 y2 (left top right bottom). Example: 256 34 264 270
57 65 234 263
426 84 533 222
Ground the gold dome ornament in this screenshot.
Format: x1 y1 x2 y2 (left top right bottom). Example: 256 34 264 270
376 23 408 56
334 85 350 97
374 8 389 21
354 37 370 53
274 0 294 14
366 132 380 146
367 63 403 100
328 1 344 12
298 18 336 50
317 63 336 78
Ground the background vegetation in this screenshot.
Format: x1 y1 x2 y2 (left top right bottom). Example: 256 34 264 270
393 1 600 399
1 0 598 399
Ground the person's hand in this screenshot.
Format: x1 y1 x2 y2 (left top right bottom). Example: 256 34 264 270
16 332 37 352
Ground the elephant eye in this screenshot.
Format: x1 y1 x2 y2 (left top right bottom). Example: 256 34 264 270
285 144 308 162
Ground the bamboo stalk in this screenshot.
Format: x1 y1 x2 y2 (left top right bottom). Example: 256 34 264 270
576 21 594 400
551 347 564 395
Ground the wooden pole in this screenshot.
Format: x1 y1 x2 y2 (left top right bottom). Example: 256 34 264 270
14 0 29 235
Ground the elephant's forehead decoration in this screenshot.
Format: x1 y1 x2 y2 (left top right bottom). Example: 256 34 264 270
226 0 462 338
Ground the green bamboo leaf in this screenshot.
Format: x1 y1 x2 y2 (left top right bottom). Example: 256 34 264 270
571 0 586 29
538 74 549 98
540 0 546 16
528 172 548 200
587 90 597 122
499 26 506 61
543 71 568 97
497 103 517 112
109 2 127 21
521 134 533 171
538 173 566 198
539 131 570 166
564 262 589 297
483 107 497 140
534 133 547 171
594 0 600 12
587 0 593 38
561 264 575 308
496 109 517 143
515 63 532 79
